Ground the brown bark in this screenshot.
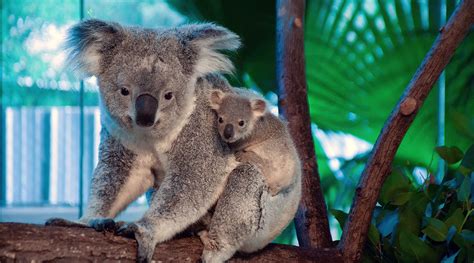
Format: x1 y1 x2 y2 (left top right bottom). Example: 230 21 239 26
338 0 474 262
276 0 332 248
0 223 343 262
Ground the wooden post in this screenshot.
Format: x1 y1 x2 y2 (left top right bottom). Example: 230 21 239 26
276 0 333 248
339 1 474 261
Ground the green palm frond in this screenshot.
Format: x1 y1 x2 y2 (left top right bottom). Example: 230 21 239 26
167 0 473 169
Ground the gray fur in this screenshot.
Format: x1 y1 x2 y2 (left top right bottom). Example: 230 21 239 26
210 88 301 195
47 19 300 263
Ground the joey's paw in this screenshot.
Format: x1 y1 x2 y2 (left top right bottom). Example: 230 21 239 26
117 222 157 263
45 218 88 228
198 231 219 251
90 218 118 232
234 151 249 163
268 185 282 196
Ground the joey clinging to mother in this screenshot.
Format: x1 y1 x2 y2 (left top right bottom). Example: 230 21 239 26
48 18 301 263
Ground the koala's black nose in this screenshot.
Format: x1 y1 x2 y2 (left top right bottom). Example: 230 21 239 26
135 94 158 127
223 124 234 140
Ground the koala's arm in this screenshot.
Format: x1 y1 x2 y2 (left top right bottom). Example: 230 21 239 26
81 128 155 224
46 128 155 230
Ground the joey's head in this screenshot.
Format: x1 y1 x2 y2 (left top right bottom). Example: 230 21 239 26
209 90 267 143
65 19 240 139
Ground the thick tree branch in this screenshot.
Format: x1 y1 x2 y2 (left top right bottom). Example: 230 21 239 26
339 0 474 262
0 223 343 262
276 0 332 248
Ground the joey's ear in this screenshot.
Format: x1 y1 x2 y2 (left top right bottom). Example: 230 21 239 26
209 89 225 110
179 23 241 77
251 99 267 117
65 19 125 76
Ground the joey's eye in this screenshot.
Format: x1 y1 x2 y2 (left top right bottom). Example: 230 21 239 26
164 92 173 100
218 117 224 123
238 120 245 127
120 87 130 96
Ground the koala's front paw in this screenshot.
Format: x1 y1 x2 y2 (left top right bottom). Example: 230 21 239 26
89 218 120 232
117 222 157 263
45 218 88 228
116 222 138 239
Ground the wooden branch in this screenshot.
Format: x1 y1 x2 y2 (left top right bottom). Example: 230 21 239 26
339 1 474 262
0 223 343 262
276 0 332 248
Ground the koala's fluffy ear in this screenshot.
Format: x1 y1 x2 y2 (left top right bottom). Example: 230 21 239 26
251 99 267 117
65 19 124 76
209 89 225 110
179 23 241 77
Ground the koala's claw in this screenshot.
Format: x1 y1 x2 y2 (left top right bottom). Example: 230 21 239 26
89 218 118 232
117 222 156 263
45 218 88 228
116 222 138 239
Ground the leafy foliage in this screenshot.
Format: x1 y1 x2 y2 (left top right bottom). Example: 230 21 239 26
167 0 474 170
333 144 474 262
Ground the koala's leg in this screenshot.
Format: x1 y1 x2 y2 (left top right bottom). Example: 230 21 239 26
235 150 283 195
46 129 155 231
202 163 266 263
117 159 230 262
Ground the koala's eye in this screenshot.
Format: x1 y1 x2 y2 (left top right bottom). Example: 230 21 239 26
164 92 173 100
238 120 245 127
218 117 224 123
120 87 130 96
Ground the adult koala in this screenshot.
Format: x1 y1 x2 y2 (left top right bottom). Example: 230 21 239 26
47 19 301 263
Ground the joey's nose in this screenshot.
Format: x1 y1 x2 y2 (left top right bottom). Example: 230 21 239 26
223 124 234 140
135 94 158 127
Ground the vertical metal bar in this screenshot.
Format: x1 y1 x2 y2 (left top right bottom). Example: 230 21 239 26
437 0 447 183
78 0 85 218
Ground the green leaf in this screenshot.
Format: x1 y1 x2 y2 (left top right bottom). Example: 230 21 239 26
461 144 474 171
457 176 471 202
380 171 413 205
398 209 421 236
445 208 464 232
460 229 474 243
391 191 413 206
422 218 449 242
399 231 438 263
330 209 348 230
453 230 474 249
436 146 464 164
368 223 380 246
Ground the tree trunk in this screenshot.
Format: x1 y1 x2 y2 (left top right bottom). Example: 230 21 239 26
0 223 343 262
338 0 474 262
276 0 332 248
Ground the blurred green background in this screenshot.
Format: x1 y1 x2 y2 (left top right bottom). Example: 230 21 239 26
1 0 473 253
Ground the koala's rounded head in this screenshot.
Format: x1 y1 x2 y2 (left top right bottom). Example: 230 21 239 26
209 89 267 143
65 19 240 141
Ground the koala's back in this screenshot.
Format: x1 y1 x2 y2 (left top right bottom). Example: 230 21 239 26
238 112 301 194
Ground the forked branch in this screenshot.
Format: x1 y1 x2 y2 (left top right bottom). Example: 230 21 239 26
339 0 474 261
